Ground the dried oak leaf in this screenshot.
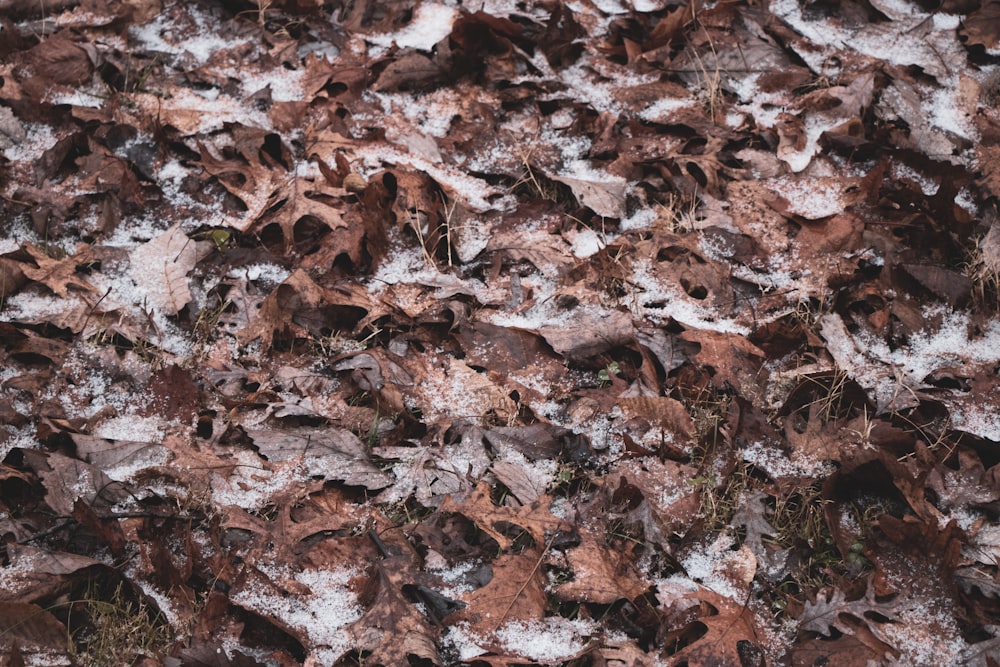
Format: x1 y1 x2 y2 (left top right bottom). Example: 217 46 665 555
173 640 268 667
348 553 442 666
927 448 1000 512
790 633 891 667
0 256 28 299
148 364 201 423
871 515 963 595
659 583 769 667
372 51 444 91
617 396 694 440
607 458 701 542
222 488 365 565
401 354 517 427
71 498 126 557
20 243 98 298
981 222 1000 275
260 177 355 256
958 630 1000 667
484 423 588 463
964 523 1000 567
439 482 572 552
899 263 973 306
801 581 904 638
447 550 548 637
195 140 281 227
678 329 765 391
239 269 344 349
962 0 1000 50
731 490 789 582
455 320 566 392
976 145 1000 199
70 433 170 476
550 524 649 604
75 138 143 205
490 460 546 505
19 450 130 517
783 402 855 464
3 543 104 602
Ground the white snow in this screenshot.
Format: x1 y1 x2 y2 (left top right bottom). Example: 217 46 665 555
366 3 458 51
767 177 845 219
231 564 362 662
129 6 243 66
93 415 167 443
741 440 836 478
495 617 596 661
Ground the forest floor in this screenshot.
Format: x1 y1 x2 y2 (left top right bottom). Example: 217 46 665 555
2 0 1000 665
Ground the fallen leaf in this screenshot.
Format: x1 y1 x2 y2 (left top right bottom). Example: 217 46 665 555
20 244 97 298
129 224 205 316
247 426 393 490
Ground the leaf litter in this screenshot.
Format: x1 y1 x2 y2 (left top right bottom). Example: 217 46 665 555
3 0 1000 665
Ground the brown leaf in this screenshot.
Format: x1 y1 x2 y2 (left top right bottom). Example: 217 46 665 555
0 603 67 652
261 177 354 255
237 269 335 349
490 461 546 505
455 321 565 389
148 364 201 423
20 244 98 298
195 140 280 226
0 257 28 299
791 630 893 667
551 525 648 604
2 544 103 602
348 553 442 666
659 584 769 667
440 482 572 552
927 449 1000 511
70 434 170 474
608 458 701 542
449 550 548 636
801 581 904 638
75 138 143 205
0 105 25 149
71 498 126 557
784 402 852 463
618 396 695 440
900 263 973 306
373 51 444 91
484 423 588 462
679 329 765 391
976 145 1000 199
962 0 1000 50
23 36 94 86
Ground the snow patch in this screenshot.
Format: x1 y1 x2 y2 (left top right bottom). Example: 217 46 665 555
231 564 361 662
366 3 458 51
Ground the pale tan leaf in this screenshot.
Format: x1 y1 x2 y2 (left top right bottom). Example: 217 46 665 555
546 170 626 218
128 224 203 316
